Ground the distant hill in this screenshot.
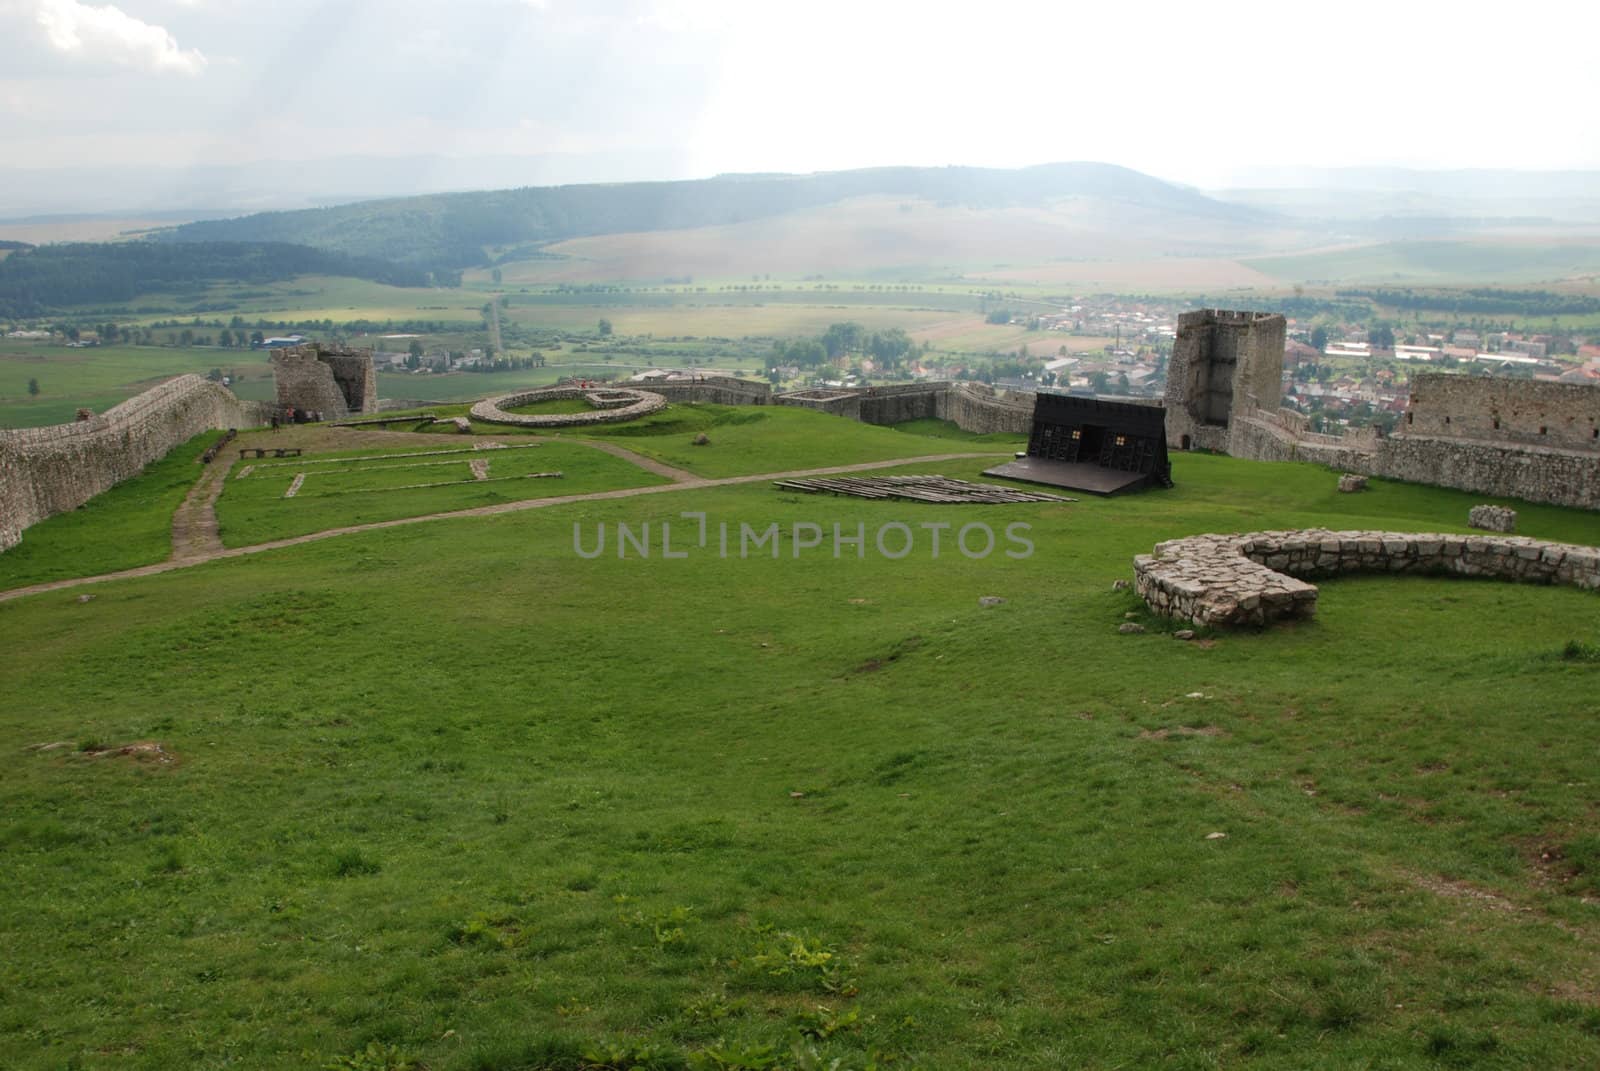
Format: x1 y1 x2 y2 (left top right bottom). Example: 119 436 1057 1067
156 163 1274 275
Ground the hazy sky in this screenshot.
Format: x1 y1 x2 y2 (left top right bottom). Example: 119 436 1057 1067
3 0 1598 192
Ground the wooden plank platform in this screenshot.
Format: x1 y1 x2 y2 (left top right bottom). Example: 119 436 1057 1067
982 457 1150 496
774 475 1072 504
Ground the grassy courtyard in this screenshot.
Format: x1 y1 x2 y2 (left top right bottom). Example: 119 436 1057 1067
2 444 1598 1070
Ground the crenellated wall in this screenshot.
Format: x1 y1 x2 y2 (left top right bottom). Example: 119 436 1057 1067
0 375 265 551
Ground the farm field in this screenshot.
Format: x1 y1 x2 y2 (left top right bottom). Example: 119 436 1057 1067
2 446 1599 1070
0 343 274 428
1245 239 1600 287
498 299 966 341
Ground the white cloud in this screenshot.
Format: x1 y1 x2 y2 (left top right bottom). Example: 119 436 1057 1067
33 0 206 75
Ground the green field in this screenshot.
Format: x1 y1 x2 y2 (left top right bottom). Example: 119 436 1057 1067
3 442 1599 1069
0 343 274 428
1246 240 1600 287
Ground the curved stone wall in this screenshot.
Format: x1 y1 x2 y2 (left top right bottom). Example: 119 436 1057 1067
1 374 263 551
1135 528 1600 628
470 386 666 428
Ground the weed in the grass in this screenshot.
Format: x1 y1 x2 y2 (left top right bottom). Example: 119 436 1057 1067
321 1041 418 1071
1559 638 1600 662
332 847 382 877
680 989 744 1026
744 932 856 996
449 912 523 949
792 1005 861 1041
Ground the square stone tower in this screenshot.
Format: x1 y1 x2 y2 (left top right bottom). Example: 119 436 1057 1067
1163 309 1286 453
270 343 377 419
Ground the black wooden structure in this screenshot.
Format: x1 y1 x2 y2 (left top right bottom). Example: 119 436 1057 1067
983 393 1172 495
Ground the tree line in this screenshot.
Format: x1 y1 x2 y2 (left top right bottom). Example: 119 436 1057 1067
1338 287 1600 318
770 322 921 373
0 241 434 317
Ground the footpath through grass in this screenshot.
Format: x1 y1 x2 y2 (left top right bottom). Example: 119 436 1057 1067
0 430 220 588
1 453 1598 1069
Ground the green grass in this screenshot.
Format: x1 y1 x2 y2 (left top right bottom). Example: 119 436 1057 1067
504 397 598 416
568 404 1015 478
213 440 669 546
1 449 1599 1068
888 418 1028 446
0 430 220 588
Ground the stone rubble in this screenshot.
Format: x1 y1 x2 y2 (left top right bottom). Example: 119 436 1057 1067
1468 505 1517 533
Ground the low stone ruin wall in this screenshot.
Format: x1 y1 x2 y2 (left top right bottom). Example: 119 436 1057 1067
470 387 666 428
937 383 1033 435
0 375 263 551
774 382 1032 435
632 377 772 406
1135 528 1600 628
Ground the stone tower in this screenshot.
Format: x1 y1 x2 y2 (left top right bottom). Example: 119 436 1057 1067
270 343 377 419
1163 309 1286 453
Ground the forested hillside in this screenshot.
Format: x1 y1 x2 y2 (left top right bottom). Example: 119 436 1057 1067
0 241 433 317
158 162 1272 275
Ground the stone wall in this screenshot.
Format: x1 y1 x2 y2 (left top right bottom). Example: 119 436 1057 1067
271 343 377 418
0 375 263 551
634 377 772 406
1162 307 1600 511
470 386 667 428
1370 434 1600 511
1400 373 1600 451
1135 528 1600 628
774 381 1032 435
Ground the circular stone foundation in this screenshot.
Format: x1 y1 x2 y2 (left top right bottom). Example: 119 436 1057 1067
470 386 667 428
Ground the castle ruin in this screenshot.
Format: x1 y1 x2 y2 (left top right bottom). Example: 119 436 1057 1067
1163 310 1287 454
271 343 377 419
1165 309 1600 511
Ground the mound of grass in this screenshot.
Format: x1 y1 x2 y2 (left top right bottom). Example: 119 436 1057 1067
0 429 221 588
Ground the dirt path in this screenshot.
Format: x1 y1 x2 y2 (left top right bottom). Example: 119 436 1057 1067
168 454 232 561
575 439 698 482
0 452 1006 604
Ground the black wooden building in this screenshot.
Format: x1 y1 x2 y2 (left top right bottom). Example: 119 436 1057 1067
984 393 1172 495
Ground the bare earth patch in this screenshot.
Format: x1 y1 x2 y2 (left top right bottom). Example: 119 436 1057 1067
1138 725 1227 740
28 740 179 765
